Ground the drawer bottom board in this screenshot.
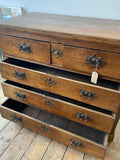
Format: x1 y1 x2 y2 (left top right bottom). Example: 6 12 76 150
0 98 108 159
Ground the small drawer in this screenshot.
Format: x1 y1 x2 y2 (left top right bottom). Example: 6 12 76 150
2 80 115 133
1 57 120 112
1 35 50 64
51 43 120 81
1 98 108 159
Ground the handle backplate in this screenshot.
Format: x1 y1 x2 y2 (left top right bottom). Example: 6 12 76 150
80 89 94 100
40 124 50 132
70 139 83 148
76 112 90 122
86 53 103 67
11 114 22 122
15 92 26 101
14 70 26 80
19 42 31 53
44 100 54 107
44 77 56 87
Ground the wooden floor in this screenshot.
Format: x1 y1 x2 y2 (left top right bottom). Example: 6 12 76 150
0 77 120 160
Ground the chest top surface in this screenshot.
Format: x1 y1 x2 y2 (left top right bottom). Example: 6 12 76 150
0 12 120 43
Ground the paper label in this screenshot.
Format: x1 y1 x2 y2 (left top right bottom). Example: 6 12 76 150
91 71 98 84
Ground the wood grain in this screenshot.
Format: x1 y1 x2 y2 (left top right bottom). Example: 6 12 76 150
0 114 9 132
21 134 51 160
1 35 50 64
52 45 120 80
108 85 120 142
104 120 120 160
1 60 120 112
0 122 22 157
84 154 101 160
1 12 120 54
0 88 120 160
0 97 10 132
2 81 115 133
0 12 120 159
0 128 36 160
42 140 67 160
63 147 84 160
0 99 107 159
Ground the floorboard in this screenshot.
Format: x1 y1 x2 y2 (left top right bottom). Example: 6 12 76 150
21 134 51 160
41 140 67 160
0 128 36 160
63 147 84 160
0 122 22 157
0 114 9 132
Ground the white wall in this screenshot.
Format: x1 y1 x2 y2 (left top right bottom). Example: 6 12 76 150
0 0 120 19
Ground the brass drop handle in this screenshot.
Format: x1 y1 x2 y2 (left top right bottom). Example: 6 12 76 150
52 46 63 58
11 114 22 122
76 112 90 122
70 139 83 148
80 89 94 100
40 124 50 132
19 42 31 53
44 77 56 87
44 99 54 107
86 53 103 67
15 92 26 101
14 70 26 80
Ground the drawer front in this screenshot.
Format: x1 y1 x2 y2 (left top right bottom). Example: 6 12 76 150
1 99 106 159
2 81 115 133
51 44 120 81
1 35 50 64
1 60 120 112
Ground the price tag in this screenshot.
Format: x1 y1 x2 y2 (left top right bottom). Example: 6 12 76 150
91 71 98 84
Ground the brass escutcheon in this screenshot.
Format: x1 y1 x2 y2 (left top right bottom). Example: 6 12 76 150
52 46 63 58
44 77 56 87
44 99 54 107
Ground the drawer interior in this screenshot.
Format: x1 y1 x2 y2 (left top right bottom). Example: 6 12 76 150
3 57 119 90
2 98 106 145
5 80 113 116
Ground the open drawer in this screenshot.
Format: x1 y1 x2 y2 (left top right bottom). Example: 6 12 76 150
0 98 108 159
2 80 115 133
1 57 120 112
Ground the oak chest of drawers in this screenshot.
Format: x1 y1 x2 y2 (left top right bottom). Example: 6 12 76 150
0 12 120 159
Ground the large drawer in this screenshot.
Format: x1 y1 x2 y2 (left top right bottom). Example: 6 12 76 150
1 35 50 64
2 80 115 133
51 43 120 81
1 58 120 112
0 98 108 159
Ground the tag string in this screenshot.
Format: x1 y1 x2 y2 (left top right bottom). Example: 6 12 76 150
95 67 97 72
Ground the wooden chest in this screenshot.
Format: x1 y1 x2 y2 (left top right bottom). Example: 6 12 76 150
0 12 120 159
